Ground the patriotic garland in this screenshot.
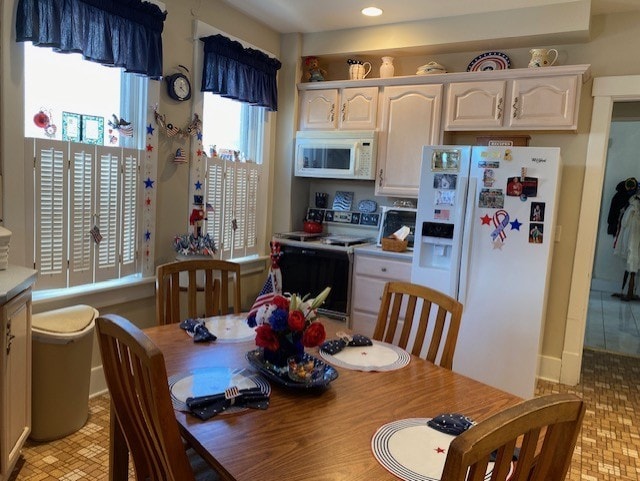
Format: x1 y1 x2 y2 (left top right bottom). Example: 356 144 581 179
153 108 202 140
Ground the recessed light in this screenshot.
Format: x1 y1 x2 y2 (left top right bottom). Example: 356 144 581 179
362 7 383 17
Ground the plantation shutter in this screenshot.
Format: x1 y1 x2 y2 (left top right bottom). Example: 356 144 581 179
230 162 259 258
245 164 259 256
33 139 68 289
205 156 224 253
120 149 139 276
68 144 95 286
221 163 235 259
95 147 120 281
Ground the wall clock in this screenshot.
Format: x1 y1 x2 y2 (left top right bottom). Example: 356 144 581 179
166 67 191 101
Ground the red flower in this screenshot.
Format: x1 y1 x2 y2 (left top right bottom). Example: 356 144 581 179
255 324 280 351
302 322 326 347
288 310 306 332
272 295 290 310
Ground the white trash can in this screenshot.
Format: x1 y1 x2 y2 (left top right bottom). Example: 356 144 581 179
30 305 98 441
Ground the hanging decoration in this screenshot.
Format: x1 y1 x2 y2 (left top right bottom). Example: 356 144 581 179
33 108 57 138
108 114 134 137
153 108 202 140
142 109 158 273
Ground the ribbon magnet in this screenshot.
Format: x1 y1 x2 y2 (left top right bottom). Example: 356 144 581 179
490 210 510 242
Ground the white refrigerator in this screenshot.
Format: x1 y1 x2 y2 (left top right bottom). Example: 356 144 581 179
411 145 561 398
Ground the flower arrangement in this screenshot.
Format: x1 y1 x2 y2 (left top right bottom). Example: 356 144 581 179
173 233 217 257
248 287 331 367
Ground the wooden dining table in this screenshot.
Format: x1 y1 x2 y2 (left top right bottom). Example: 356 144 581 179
109 317 522 481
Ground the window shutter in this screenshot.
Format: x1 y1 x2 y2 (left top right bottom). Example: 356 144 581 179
95 147 120 281
68 144 95 286
205 156 225 256
120 148 139 276
221 162 235 259
245 164 259 256
231 162 248 258
33 139 68 289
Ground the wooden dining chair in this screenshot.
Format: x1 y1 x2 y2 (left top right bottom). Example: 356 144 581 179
156 259 241 325
440 393 585 481
96 314 219 481
373 281 463 369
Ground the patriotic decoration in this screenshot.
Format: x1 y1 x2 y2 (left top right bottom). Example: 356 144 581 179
108 114 133 137
247 241 283 323
174 148 187 163
90 225 103 244
166 123 180 137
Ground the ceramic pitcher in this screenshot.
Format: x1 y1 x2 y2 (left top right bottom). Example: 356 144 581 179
528 48 558 68
349 62 372 80
379 56 395 78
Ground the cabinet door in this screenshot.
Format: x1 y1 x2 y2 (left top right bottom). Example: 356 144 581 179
1 289 31 480
339 87 378 130
298 89 339 130
444 81 506 130
376 84 443 197
509 75 579 129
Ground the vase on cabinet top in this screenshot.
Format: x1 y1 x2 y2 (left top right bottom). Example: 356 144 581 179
380 57 395 78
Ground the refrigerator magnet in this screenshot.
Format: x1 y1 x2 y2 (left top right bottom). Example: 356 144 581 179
529 223 544 243
504 149 513 161
434 209 450 220
478 160 500 168
506 176 538 198
435 190 456 206
490 210 510 242
530 202 545 222
433 173 457 190
478 189 504 209
482 169 495 187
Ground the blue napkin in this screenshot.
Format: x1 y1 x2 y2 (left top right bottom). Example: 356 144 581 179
320 334 372 355
427 413 475 435
179 318 217 343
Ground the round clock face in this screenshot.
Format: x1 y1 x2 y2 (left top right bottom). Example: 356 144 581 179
168 73 191 101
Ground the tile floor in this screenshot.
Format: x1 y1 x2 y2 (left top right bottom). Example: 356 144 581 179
586 288 640 356
9 348 640 481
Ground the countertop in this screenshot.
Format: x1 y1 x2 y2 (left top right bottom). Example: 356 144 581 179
0 265 38 304
353 243 414 261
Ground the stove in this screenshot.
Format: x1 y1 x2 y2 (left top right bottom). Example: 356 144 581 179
275 232 373 248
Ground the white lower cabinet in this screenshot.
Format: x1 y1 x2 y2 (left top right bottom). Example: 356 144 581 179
350 250 412 335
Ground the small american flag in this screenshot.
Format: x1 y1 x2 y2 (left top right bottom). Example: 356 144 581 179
90 225 103 244
174 148 187 163
248 272 276 320
166 123 180 137
119 124 134 137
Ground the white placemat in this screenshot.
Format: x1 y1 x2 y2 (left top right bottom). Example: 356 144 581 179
204 313 256 342
168 367 270 413
319 340 410 371
372 418 511 481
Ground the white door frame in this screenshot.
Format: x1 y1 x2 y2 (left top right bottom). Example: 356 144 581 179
561 75 640 385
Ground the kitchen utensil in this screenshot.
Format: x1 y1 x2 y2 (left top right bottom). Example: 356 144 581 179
303 220 323 233
315 192 328 208
528 48 558 67
348 61 372 80
416 61 446 75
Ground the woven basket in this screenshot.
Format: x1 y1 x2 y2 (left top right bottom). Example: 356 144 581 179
381 237 408 252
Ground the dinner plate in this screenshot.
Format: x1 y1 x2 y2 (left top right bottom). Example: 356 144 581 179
168 367 270 412
204 313 256 342
372 418 513 481
466 52 511 72
246 349 338 388
318 340 410 371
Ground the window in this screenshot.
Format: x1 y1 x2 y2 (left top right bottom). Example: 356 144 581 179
24 45 150 290
201 94 266 259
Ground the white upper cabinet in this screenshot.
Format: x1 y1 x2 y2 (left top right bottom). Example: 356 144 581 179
445 80 507 129
375 84 443 198
298 87 378 130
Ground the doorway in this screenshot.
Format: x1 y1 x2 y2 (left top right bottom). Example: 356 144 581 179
587 106 640 356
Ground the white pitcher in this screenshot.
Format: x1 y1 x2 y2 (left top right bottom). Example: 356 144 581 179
528 48 558 68
379 56 395 78
349 62 372 80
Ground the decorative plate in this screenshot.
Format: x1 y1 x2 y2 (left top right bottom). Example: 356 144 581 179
203 313 256 342
466 52 511 72
168 367 270 412
246 349 338 388
358 199 378 213
319 340 411 372
372 418 513 481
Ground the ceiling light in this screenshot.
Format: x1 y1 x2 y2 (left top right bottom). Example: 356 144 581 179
361 7 383 17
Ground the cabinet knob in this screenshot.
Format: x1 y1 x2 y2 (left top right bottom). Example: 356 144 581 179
381 267 387 272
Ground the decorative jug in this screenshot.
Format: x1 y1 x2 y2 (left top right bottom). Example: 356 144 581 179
379 56 395 78
348 61 372 80
528 48 558 68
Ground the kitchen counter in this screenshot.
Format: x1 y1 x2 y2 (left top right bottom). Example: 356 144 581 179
354 243 414 261
0 265 38 303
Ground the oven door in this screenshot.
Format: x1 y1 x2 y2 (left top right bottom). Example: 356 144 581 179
278 245 351 321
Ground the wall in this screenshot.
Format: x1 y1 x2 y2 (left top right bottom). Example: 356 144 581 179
272 10 640 379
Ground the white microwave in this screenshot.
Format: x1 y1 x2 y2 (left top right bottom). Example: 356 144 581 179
294 130 377 180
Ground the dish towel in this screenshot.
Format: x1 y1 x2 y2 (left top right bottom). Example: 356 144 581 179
320 333 372 355
179 318 217 342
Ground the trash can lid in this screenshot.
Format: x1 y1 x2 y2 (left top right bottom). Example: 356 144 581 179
32 304 97 334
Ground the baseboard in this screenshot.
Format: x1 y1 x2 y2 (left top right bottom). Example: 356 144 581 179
560 349 582 386
537 353 562 384
89 365 108 398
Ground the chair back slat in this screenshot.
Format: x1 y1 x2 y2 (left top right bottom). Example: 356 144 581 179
95 314 197 481
373 281 463 369
156 259 242 325
441 394 585 481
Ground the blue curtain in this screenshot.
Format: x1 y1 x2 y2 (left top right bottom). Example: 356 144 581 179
201 34 282 112
16 0 167 79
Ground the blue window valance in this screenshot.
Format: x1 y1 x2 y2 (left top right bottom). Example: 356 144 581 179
16 0 167 79
201 34 282 112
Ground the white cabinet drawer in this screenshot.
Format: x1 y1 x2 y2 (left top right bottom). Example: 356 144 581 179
354 255 411 280
352 276 387 313
350 310 378 337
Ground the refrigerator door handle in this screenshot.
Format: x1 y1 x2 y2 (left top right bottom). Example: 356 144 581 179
458 177 477 307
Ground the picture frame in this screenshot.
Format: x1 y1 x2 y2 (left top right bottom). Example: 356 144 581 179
61 112 81 142
431 149 460 172
81 115 104 145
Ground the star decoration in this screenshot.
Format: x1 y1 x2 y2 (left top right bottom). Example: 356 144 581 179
435 447 445 454
146 143 153 152
510 218 522 231
146 123 155 135
145 249 150 257
145 230 151 241
197 149 203 157
197 131 203 141
144 177 154 188
480 214 491 225
492 239 505 250
195 180 203 190
145 197 151 206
